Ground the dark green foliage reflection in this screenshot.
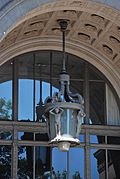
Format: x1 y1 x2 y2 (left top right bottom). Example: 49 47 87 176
0 98 12 120
0 146 11 179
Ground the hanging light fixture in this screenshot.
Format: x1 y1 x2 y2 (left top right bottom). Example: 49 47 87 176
44 19 85 152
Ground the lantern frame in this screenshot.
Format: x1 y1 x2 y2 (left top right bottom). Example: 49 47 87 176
44 19 85 151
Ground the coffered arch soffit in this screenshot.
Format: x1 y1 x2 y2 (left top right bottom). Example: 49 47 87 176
0 0 120 97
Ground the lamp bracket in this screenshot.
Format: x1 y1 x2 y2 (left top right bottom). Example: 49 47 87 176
57 19 69 32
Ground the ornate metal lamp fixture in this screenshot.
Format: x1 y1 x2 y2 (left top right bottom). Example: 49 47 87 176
44 20 85 152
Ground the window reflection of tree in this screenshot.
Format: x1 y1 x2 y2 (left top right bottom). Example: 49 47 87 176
19 132 50 178
0 146 11 179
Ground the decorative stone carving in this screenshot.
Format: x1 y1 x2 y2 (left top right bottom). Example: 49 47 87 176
117 26 120 35
70 1 83 7
102 44 113 55
91 14 104 23
29 20 45 29
110 36 120 45
84 24 97 32
78 32 90 41
23 30 39 37
63 10 78 18
116 60 120 69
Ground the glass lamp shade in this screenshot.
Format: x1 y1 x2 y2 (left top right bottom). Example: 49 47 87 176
44 102 83 150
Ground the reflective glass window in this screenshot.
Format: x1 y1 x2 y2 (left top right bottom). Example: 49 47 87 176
79 134 84 143
52 148 67 178
107 136 120 145
0 145 11 178
0 61 12 120
18 146 33 178
108 150 120 179
89 82 105 125
18 146 51 179
18 79 33 121
35 146 50 178
18 132 34 141
90 149 106 179
0 131 12 140
70 148 84 178
90 135 105 144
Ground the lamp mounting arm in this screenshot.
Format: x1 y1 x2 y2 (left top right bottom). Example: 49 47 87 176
58 19 69 73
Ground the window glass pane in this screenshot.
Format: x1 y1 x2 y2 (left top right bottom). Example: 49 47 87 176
106 85 120 126
18 132 34 140
0 61 12 121
36 81 50 122
90 149 106 179
0 81 12 121
35 51 50 80
18 132 49 141
79 134 84 143
18 146 33 179
70 81 84 98
42 82 50 103
18 146 50 179
89 82 105 125
107 136 120 145
52 148 67 178
18 79 33 121
0 145 11 178
0 131 12 140
67 54 85 80
52 52 63 78
108 150 120 179
70 148 84 179
35 146 50 178
90 135 105 144
35 133 49 141
35 52 50 121
89 66 103 81
52 80 59 96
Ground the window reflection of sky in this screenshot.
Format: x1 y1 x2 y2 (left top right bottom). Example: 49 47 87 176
52 148 67 174
90 149 99 179
70 148 84 178
18 79 33 120
18 80 52 120
0 81 12 100
52 148 84 178
90 135 98 143
79 134 84 143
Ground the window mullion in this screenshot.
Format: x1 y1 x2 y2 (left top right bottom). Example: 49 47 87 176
11 129 18 179
13 60 18 121
84 63 89 125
